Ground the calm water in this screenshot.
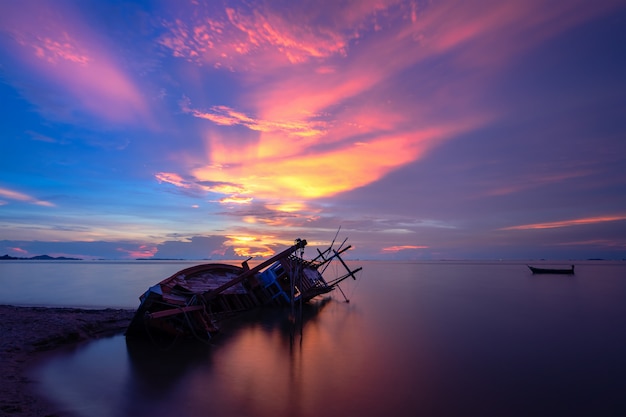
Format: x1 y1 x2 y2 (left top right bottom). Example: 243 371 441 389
2 260 626 417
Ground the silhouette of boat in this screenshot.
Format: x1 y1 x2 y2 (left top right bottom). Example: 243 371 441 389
527 265 575 275
126 238 361 342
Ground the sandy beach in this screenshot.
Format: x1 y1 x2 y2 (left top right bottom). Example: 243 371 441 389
0 305 134 417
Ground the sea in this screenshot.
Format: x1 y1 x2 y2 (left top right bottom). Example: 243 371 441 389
1 260 625 417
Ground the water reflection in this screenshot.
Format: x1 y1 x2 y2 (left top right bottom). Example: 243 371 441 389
33 262 626 417
126 296 390 417
38 297 375 417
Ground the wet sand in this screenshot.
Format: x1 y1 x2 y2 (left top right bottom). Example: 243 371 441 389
0 305 134 417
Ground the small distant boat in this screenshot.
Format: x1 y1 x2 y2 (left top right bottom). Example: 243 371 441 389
527 265 575 275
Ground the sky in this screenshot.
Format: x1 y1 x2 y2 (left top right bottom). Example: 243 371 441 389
1 0 625 261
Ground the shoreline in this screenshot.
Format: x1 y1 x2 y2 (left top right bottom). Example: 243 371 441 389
0 305 135 417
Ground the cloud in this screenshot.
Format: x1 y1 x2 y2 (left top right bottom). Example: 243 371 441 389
117 245 158 260
154 235 280 259
219 196 253 205
500 215 626 231
154 0 623 211
158 1 377 70
382 245 428 252
182 100 327 138
223 234 279 257
155 172 192 189
155 172 247 199
0 0 152 126
214 200 320 228
1 0 624 261
26 130 66 144
0 187 55 207
191 119 479 201
8 247 28 255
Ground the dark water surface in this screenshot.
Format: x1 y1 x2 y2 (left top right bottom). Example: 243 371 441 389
6 260 626 416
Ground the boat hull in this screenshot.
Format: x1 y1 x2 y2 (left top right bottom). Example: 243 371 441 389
528 265 575 275
126 239 361 343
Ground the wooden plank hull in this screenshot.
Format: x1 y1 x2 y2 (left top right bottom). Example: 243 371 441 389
126 239 360 342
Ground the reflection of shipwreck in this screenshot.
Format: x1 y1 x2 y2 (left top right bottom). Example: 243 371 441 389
126 238 361 342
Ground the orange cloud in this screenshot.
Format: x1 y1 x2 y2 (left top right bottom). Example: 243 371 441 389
192 118 478 201
163 0 619 209
265 202 311 213
223 234 282 257
382 245 428 252
501 215 626 230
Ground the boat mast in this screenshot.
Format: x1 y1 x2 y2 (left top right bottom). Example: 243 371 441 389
202 239 308 302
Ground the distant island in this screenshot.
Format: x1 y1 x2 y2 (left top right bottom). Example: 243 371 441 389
0 254 82 261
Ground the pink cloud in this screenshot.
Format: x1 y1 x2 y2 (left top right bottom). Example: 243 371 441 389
155 171 246 196
9 247 29 255
0 187 55 207
555 239 626 248
161 0 621 209
0 1 152 126
160 1 394 71
33 33 90 65
501 215 626 231
483 169 594 197
155 172 192 189
182 101 326 138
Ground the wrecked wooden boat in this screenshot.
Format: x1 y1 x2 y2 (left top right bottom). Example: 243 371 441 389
126 238 361 342
528 265 575 275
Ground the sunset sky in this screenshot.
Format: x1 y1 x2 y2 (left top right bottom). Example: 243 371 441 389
1 0 625 260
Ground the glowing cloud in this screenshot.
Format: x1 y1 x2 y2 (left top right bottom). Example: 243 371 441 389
219 196 253 205
224 234 279 257
160 1 610 209
501 215 626 230
192 121 476 201
265 202 311 213
382 245 428 252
